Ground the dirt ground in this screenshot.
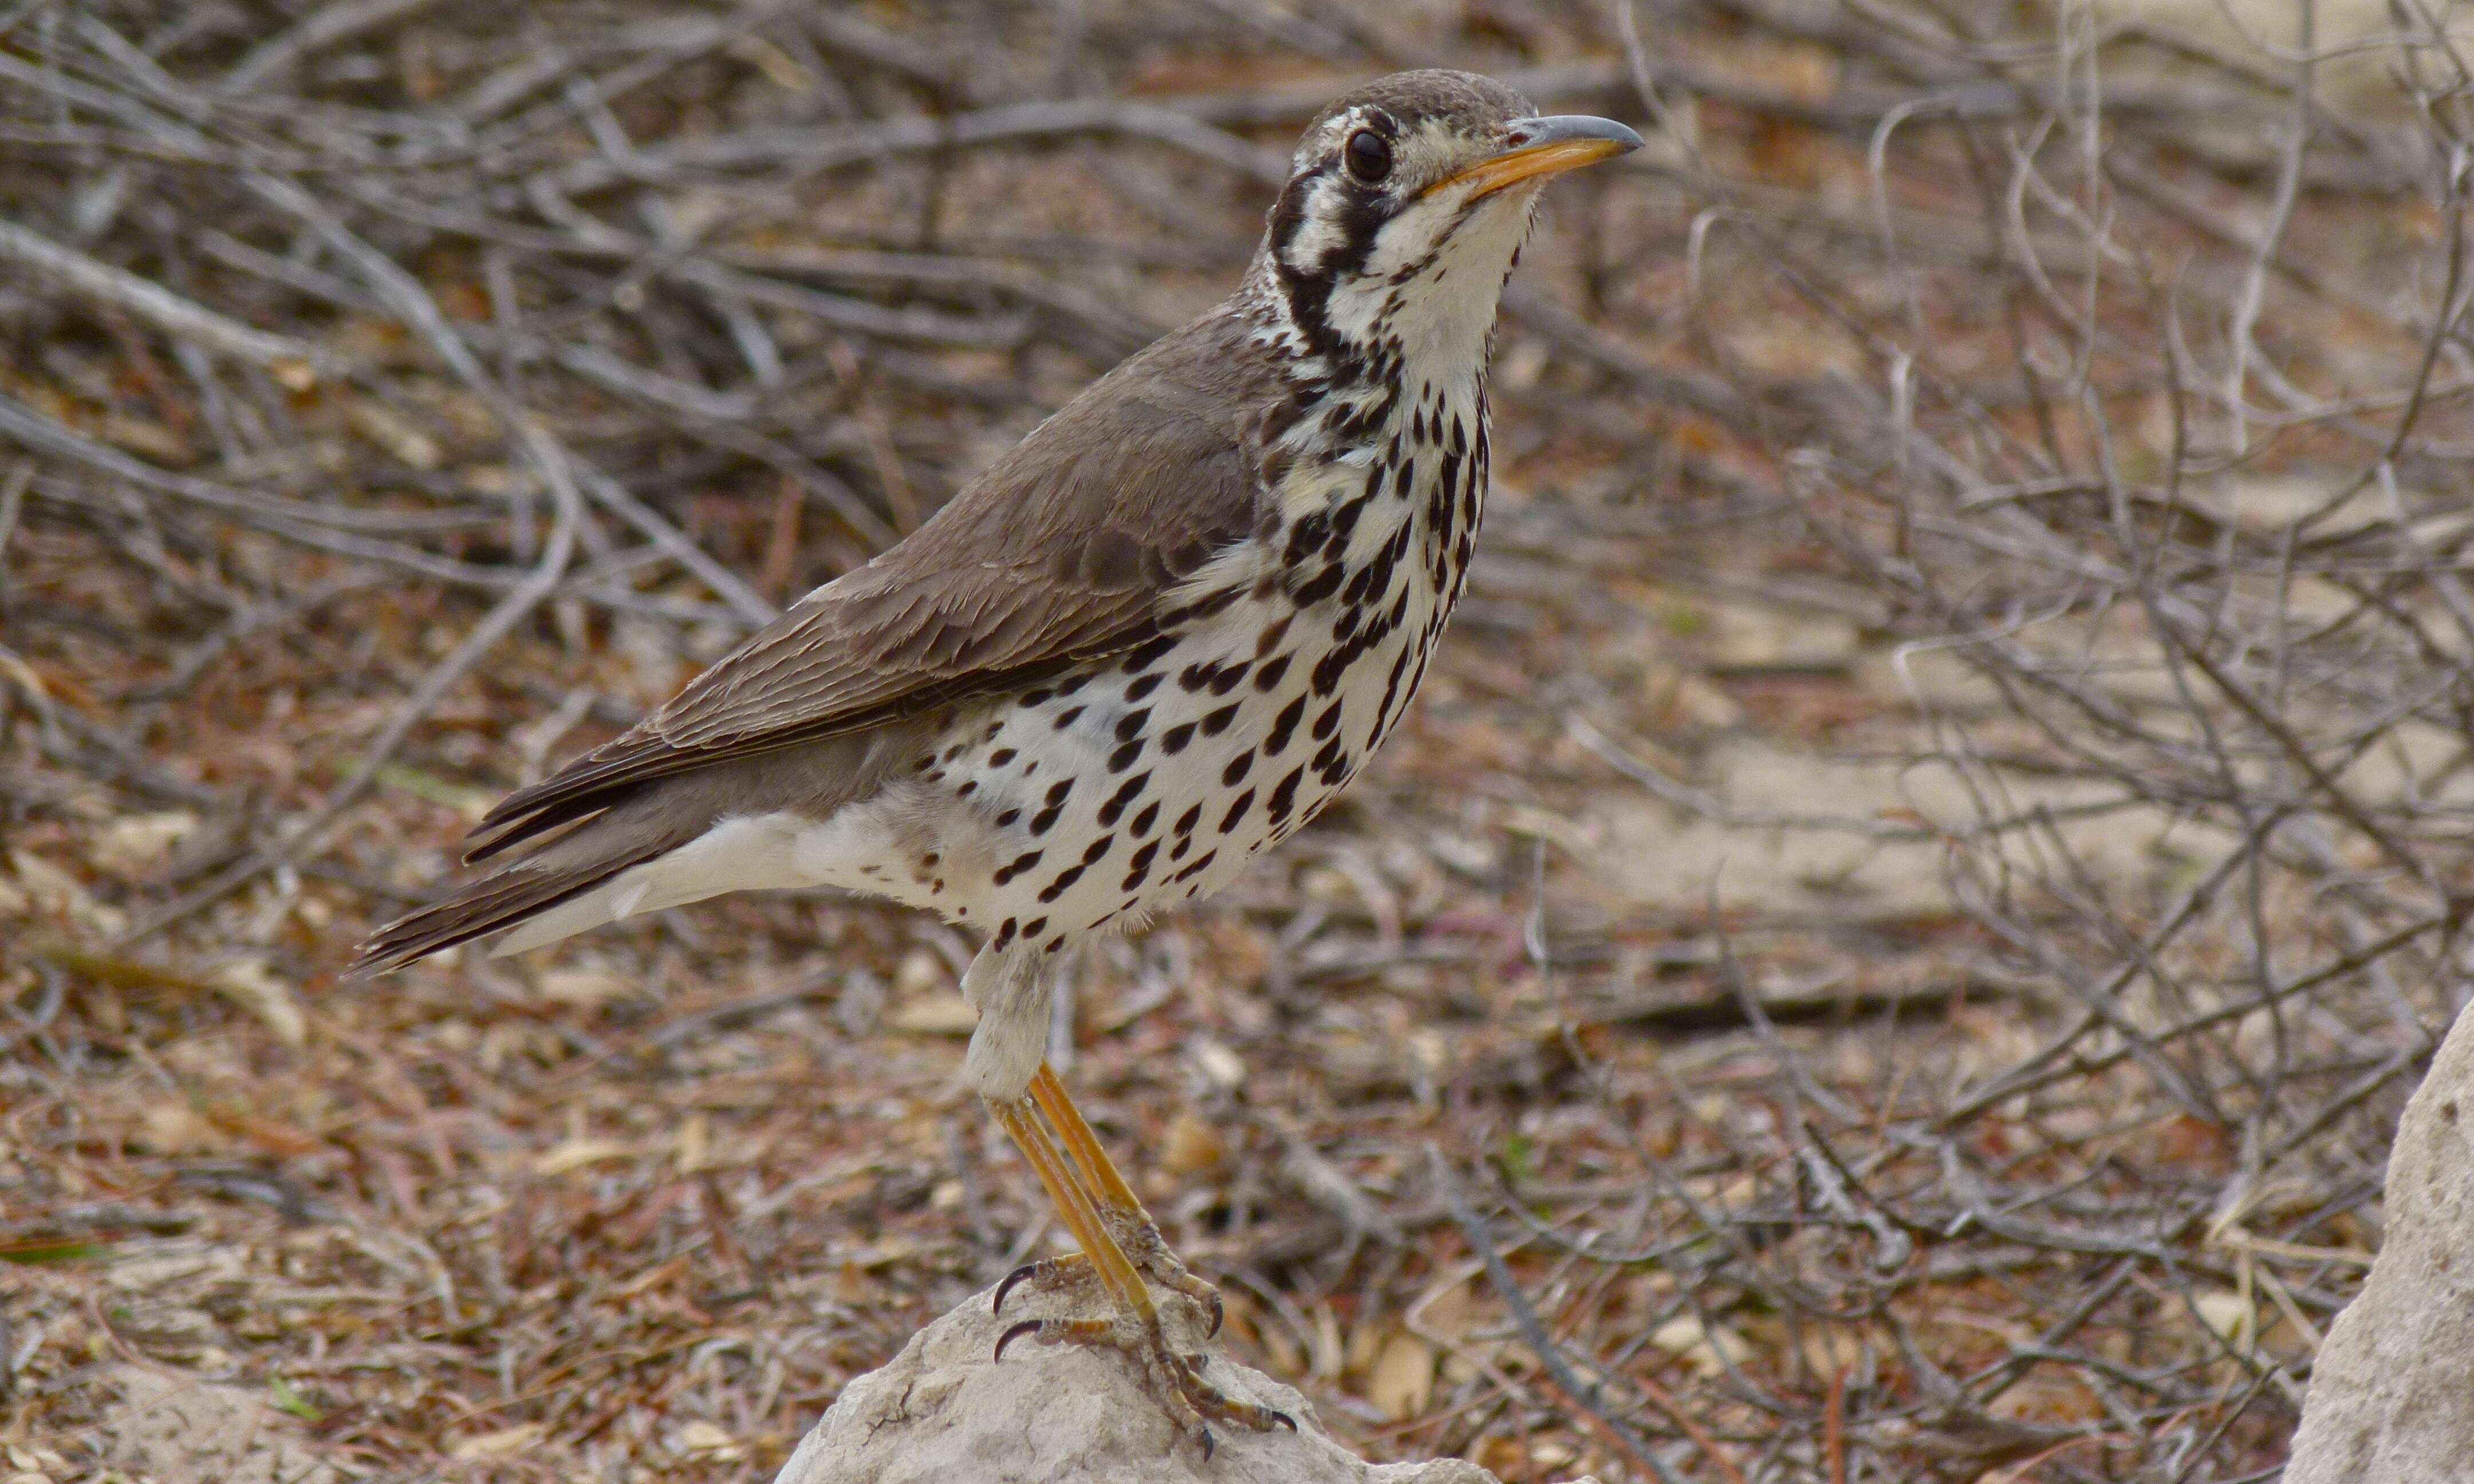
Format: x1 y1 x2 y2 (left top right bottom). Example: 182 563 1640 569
8 3 2471 1482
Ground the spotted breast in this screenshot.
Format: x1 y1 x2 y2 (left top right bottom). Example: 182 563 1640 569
835 349 1488 957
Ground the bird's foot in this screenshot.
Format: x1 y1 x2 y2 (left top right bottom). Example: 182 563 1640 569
992 1311 1294 1457
992 1213 1223 1336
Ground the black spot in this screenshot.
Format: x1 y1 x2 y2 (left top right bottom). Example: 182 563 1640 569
996 807 1022 828
1327 489 1373 548
1107 738 1144 772
1045 780 1073 806
1172 850 1219 884
1291 561 1345 606
1082 834 1116 863
1266 696 1306 755
994 918 1018 950
1114 709 1151 743
1130 801 1161 837
1219 788 1256 834
1254 654 1291 692
1311 700 1344 741
1038 865 1087 903
992 850 1044 886
1023 917 1048 938
958 780 978 797
1045 935 1067 953
1097 772 1149 827
1254 617 1292 655
1057 673 1093 697
1283 510 1331 566
1160 722 1197 755
1207 662 1250 696
1173 803 1201 838
1122 634 1179 673
1122 840 1159 889
1222 749 1255 786
1266 767 1306 827
990 748 1017 766
1053 705 1085 730
1200 702 1239 737
1030 806 1062 835
1311 648 1351 696
1019 688 1053 707
1178 661 1219 693
1126 673 1164 702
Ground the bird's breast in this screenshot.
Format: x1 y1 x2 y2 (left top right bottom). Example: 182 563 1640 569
880 386 1491 946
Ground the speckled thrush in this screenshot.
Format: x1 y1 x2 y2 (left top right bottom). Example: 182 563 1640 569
354 70 1640 1451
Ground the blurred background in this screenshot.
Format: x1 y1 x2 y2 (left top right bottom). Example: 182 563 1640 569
5 1 2472 1479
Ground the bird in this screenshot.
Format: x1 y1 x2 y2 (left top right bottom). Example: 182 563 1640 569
352 69 1640 1453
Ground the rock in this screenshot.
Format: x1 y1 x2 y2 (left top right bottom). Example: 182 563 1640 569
773 1281 1593 1484
2286 1001 2474 1483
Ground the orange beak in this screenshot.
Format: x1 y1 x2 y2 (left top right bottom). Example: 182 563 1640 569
1427 115 1644 200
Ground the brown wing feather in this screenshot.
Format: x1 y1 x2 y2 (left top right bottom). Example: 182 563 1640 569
468 309 1287 862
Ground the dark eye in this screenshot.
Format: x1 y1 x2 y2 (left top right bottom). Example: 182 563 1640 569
1344 129 1392 184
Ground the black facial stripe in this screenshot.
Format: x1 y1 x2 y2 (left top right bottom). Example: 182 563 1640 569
1270 161 1392 371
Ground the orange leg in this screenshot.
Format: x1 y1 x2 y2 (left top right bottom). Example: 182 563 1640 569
986 1069 1290 1450
1022 1063 1225 1329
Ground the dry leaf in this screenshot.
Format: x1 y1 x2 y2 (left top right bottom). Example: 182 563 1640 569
675 1112 710 1173
1368 1331 1433 1420
1161 1112 1227 1175
535 1138 633 1175
213 958 308 1048
448 1423 544 1460
139 1102 223 1155
537 968 631 1009
347 400 442 469
2193 1289 2253 1348
93 811 199 877
9 851 127 936
674 1420 739 1458
1650 1315 1752 1377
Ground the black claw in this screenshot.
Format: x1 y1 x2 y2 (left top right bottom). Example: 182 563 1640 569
1205 1290 1224 1339
1199 1426 1216 1462
1270 1410 1297 1432
993 1260 1043 1315
994 1318 1045 1364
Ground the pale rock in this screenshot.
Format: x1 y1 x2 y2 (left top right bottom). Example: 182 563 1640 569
774 1282 1595 1484
2286 998 2474 1483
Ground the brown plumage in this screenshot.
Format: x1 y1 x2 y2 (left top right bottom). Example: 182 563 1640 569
353 69 1640 1453
357 314 1290 971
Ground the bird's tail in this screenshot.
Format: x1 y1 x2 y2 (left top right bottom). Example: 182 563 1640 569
346 826 681 978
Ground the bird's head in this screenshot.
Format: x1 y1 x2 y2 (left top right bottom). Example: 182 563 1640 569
1251 70 1641 377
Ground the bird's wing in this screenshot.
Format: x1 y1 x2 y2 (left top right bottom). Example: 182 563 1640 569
467 314 1281 861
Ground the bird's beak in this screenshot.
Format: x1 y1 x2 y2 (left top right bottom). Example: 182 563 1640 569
1428 115 1644 200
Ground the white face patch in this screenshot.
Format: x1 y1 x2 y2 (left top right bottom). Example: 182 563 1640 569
1272 107 1543 373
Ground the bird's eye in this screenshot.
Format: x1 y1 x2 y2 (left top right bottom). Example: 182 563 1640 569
1344 129 1392 184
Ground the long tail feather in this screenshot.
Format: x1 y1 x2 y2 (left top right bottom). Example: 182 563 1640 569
347 840 671 978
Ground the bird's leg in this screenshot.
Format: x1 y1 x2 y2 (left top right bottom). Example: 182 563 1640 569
987 1087 1291 1449
1010 1061 1223 1333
